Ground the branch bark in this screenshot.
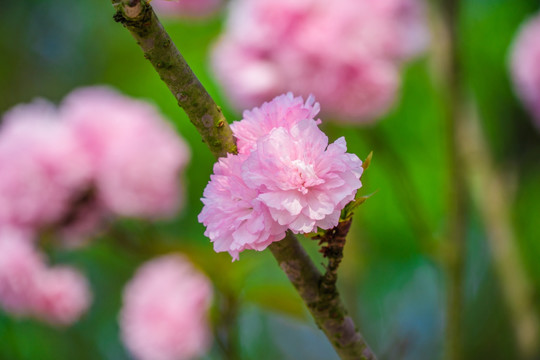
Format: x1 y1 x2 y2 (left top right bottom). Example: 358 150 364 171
112 0 236 158
269 233 376 360
112 1 376 359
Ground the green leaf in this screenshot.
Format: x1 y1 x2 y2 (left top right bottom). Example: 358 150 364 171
362 151 373 171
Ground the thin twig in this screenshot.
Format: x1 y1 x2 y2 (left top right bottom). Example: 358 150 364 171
459 103 539 359
439 0 468 359
214 292 241 360
357 128 439 258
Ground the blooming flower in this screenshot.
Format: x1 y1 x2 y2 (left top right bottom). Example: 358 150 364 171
510 12 540 128
120 255 213 360
31 266 92 326
199 94 364 259
198 154 288 260
212 0 427 122
0 101 92 229
0 85 190 239
231 92 320 154
0 229 44 316
353 0 429 62
243 119 363 233
0 229 92 325
62 87 190 219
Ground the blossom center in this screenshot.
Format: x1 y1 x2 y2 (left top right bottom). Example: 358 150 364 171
290 159 322 194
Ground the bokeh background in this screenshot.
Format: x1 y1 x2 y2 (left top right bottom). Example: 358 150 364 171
1 0 539 359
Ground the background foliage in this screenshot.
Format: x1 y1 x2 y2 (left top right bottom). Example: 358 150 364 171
0 0 539 359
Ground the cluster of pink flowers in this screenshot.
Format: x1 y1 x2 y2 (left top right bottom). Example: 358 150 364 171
120 255 213 360
62 87 190 222
0 86 190 240
0 87 190 324
212 0 429 122
152 0 223 19
510 11 540 129
199 93 364 260
0 229 91 325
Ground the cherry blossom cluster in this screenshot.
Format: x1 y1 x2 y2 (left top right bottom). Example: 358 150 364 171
152 0 222 19
0 86 190 241
0 87 190 324
212 0 429 122
199 93 363 260
0 229 91 325
510 11 540 129
120 255 213 360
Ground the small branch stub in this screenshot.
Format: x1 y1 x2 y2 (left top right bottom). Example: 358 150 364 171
124 0 142 18
314 219 353 297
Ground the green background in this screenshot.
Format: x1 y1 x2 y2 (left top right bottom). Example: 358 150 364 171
0 0 539 359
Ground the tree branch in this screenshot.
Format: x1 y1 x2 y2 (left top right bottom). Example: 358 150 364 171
111 1 376 359
112 0 236 158
269 233 376 360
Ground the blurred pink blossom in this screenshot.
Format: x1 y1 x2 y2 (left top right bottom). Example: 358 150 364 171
358 0 429 61
0 229 44 316
510 13 540 128
32 266 92 325
0 101 92 229
212 0 428 122
0 229 92 325
152 0 222 19
120 255 213 360
32 266 92 326
62 87 191 219
198 154 287 260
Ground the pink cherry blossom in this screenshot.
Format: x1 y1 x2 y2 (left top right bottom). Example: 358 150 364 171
199 94 363 258
198 154 288 260
120 255 213 360
0 101 92 229
31 266 92 326
0 229 91 326
212 0 427 122
62 87 190 219
230 92 320 154
243 119 363 233
152 0 222 19
355 0 429 61
510 12 540 128
0 229 44 316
